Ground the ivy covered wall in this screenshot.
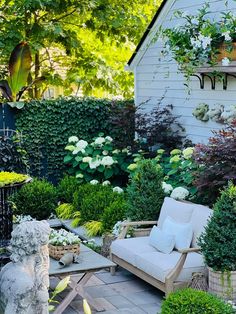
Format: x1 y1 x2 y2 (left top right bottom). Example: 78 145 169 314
15 97 134 182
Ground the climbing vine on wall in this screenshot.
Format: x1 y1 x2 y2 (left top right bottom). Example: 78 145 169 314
15 97 134 182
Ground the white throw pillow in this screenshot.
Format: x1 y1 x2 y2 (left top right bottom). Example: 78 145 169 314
162 216 193 250
149 225 175 254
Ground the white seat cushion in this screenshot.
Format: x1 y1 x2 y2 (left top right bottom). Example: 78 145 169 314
111 237 157 266
135 251 206 283
158 197 194 228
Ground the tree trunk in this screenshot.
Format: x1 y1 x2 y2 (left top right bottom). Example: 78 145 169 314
34 52 41 99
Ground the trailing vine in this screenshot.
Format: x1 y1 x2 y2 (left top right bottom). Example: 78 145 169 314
15 97 134 182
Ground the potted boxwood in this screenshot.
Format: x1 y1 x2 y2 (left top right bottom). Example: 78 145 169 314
161 4 236 81
199 182 236 301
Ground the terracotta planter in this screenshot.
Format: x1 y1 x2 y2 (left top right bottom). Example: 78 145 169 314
208 267 236 301
216 42 236 62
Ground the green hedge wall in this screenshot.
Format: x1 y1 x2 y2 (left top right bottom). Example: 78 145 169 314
16 97 134 182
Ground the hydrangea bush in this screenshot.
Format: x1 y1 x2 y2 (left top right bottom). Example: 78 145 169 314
155 147 199 200
64 134 133 185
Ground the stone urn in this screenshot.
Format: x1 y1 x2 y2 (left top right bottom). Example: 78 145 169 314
208 267 236 302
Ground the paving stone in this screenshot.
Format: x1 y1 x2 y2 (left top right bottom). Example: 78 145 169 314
139 303 162 314
108 279 152 295
96 271 134 284
101 307 146 314
125 290 163 305
94 298 117 311
106 295 135 309
84 284 117 298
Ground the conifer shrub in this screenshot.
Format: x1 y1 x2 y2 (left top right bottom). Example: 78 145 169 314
126 159 165 221
198 182 236 271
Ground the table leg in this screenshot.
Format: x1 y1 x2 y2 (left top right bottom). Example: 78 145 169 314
53 272 105 313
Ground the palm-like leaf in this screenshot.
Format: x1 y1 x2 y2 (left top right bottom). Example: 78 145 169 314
0 80 13 101
8 42 32 101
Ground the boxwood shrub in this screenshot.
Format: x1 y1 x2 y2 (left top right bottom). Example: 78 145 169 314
161 288 234 314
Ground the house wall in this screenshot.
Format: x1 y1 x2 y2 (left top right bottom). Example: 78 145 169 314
134 0 236 143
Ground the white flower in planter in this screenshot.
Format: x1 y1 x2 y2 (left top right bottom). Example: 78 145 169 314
101 156 114 166
162 182 173 194
94 137 105 145
68 136 79 143
170 187 189 200
90 180 99 185
113 186 124 193
222 31 231 41
222 57 230 66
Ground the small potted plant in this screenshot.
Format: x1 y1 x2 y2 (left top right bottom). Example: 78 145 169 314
161 4 236 80
199 182 236 301
49 229 81 260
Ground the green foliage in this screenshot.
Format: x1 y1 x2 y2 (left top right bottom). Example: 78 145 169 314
57 175 80 203
102 196 127 232
55 203 75 219
15 97 135 182
198 182 236 272
64 133 133 185
0 0 160 97
156 147 199 201
161 288 234 314
84 221 103 237
11 178 57 219
126 159 165 221
79 185 116 223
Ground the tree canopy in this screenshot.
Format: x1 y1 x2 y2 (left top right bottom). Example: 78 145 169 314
0 0 162 98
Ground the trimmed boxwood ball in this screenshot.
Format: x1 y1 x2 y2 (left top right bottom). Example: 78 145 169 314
57 175 80 203
161 288 234 314
11 178 57 220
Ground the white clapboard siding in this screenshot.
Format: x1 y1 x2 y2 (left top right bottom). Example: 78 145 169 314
133 0 236 143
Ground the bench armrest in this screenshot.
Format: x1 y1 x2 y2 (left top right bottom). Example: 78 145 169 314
177 248 201 254
118 220 158 239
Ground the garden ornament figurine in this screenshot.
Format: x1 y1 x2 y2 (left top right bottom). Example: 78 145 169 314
0 220 51 314
207 104 224 122
221 104 236 124
192 103 209 122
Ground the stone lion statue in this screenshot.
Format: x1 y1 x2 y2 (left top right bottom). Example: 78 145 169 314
0 220 51 314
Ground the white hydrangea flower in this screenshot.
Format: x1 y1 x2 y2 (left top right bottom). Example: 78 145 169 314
113 186 124 193
82 156 92 163
105 136 113 142
182 147 194 159
73 147 85 155
76 173 84 179
112 149 120 154
102 150 108 155
102 180 111 186
90 179 99 185
89 159 101 169
94 137 105 145
101 156 114 166
162 182 173 194
68 136 79 143
76 140 88 150
170 187 189 200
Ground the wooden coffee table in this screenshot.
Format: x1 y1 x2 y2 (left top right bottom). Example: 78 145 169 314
49 243 116 313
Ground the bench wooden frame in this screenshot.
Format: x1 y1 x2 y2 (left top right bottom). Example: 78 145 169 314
110 220 200 295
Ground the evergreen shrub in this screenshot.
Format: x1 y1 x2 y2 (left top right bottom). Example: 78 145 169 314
12 178 57 219
126 159 165 221
161 288 234 314
57 175 80 203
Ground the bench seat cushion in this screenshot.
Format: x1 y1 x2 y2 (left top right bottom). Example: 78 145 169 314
111 237 206 283
111 237 157 265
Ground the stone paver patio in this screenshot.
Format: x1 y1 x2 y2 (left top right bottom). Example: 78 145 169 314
51 267 164 314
